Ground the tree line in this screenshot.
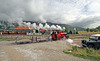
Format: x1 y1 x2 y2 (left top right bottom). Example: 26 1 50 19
65 27 78 34
86 26 100 32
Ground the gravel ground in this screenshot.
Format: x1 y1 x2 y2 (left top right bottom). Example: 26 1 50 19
0 39 91 61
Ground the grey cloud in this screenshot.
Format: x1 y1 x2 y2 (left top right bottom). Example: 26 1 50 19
0 0 100 28
71 16 100 28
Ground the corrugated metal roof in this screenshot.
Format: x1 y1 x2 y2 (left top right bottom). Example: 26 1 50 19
15 26 29 30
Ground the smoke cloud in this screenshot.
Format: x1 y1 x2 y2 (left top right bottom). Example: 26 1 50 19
56 25 62 30
43 23 50 29
24 22 63 30
38 23 43 29
51 25 57 29
0 0 100 28
32 23 37 29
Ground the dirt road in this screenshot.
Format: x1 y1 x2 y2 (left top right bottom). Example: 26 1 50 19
0 39 90 61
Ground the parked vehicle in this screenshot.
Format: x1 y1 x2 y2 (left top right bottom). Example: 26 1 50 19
82 34 100 49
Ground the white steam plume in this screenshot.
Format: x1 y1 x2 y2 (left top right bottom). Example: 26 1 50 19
38 23 43 29
51 25 57 29
43 23 50 29
32 23 37 29
26 22 31 27
56 25 62 30
63 27 66 30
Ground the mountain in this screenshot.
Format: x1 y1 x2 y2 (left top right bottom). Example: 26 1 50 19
47 22 85 31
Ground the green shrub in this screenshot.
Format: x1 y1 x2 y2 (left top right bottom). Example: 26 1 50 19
64 46 100 61
72 46 78 52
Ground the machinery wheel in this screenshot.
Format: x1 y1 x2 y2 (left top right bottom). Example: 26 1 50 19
88 44 94 48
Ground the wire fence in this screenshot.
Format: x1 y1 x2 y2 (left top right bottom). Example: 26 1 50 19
0 35 51 43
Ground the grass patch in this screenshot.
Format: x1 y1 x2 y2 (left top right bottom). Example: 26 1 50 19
83 38 89 39
63 46 100 61
79 31 100 34
0 39 16 41
69 35 89 39
0 38 22 41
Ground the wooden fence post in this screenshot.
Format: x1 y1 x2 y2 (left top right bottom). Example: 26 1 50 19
48 36 50 41
15 36 19 44
32 36 33 42
3 36 5 40
36 36 37 42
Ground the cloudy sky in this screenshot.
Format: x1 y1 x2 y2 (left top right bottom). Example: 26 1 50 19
0 0 100 28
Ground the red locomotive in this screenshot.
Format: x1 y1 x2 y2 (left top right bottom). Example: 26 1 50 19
51 30 68 40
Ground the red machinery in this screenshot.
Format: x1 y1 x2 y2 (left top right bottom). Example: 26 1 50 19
51 30 68 40
1 31 26 35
